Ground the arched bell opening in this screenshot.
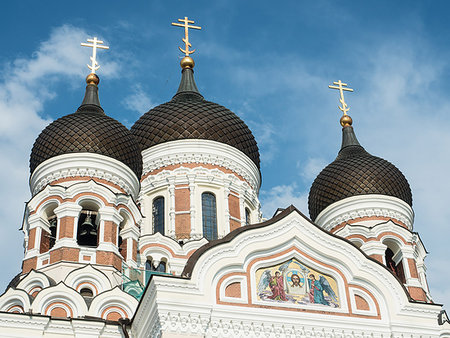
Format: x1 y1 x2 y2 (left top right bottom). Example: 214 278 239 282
40 202 58 253
77 201 100 248
383 239 406 284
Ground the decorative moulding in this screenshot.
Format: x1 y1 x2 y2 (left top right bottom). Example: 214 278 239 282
141 139 261 192
314 194 414 231
30 153 140 198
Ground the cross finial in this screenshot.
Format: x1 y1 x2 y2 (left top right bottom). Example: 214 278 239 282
171 16 201 56
81 37 109 74
328 80 354 115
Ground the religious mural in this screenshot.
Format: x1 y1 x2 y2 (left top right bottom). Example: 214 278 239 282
256 259 339 307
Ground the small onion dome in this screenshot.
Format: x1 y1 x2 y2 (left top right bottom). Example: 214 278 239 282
308 124 412 221
30 74 143 178
131 57 260 169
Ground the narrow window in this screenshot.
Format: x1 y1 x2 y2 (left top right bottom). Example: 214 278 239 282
245 208 251 225
202 192 217 241
153 197 165 235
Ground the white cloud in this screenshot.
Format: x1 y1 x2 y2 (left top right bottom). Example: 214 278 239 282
260 184 308 219
299 157 328 182
247 120 278 163
0 25 120 292
122 84 155 115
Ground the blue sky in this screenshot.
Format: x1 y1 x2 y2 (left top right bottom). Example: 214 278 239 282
0 1 449 310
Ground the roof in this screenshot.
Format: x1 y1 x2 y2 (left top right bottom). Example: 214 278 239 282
30 83 143 178
308 126 412 221
131 68 260 169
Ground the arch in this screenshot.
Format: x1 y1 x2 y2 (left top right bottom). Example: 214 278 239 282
102 306 127 321
88 287 138 319
16 270 52 295
31 283 87 318
152 196 165 235
349 238 364 249
382 238 406 284
118 209 133 258
45 301 73 318
0 288 31 313
202 192 217 241
145 257 168 284
76 199 101 248
41 202 58 253
64 265 112 297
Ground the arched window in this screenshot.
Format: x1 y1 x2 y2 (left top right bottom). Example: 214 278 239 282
152 197 165 235
202 192 217 241
145 259 167 284
245 208 251 226
385 247 406 284
77 210 98 247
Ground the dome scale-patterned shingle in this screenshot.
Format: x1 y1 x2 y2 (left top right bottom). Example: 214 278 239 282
131 66 260 169
30 75 142 178
308 125 412 221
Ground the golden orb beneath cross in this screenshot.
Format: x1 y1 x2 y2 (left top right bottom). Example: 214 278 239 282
86 73 99 85
180 56 195 69
340 114 353 127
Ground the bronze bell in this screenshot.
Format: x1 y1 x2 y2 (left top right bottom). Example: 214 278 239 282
79 215 97 237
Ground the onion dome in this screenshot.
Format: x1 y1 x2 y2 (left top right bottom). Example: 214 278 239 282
30 74 142 177
308 116 412 221
131 56 260 169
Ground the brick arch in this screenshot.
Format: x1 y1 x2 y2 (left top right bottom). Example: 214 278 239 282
29 286 43 298
101 306 127 321
45 301 74 318
6 305 24 313
75 282 99 296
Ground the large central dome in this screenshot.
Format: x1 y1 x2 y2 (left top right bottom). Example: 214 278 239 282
131 65 260 169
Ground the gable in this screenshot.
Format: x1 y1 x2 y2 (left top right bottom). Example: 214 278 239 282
133 207 442 336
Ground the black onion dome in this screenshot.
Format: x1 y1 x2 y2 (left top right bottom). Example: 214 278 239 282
131 67 260 169
308 126 412 221
30 80 143 178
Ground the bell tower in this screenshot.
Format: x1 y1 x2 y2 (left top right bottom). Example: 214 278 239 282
308 81 431 302
22 38 143 284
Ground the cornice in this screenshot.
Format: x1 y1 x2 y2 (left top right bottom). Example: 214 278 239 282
315 195 414 232
141 139 261 192
30 153 140 199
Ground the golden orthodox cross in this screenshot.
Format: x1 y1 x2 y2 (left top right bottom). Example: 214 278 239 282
328 80 354 115
171 17 201 56
81 37 109 73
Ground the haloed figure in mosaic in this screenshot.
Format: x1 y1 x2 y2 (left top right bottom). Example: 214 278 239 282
268 271 287 301
308 274 328 305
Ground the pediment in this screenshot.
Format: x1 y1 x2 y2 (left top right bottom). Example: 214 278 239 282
176 206 415 318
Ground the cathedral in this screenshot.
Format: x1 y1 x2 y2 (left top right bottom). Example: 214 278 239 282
0 19 449 337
